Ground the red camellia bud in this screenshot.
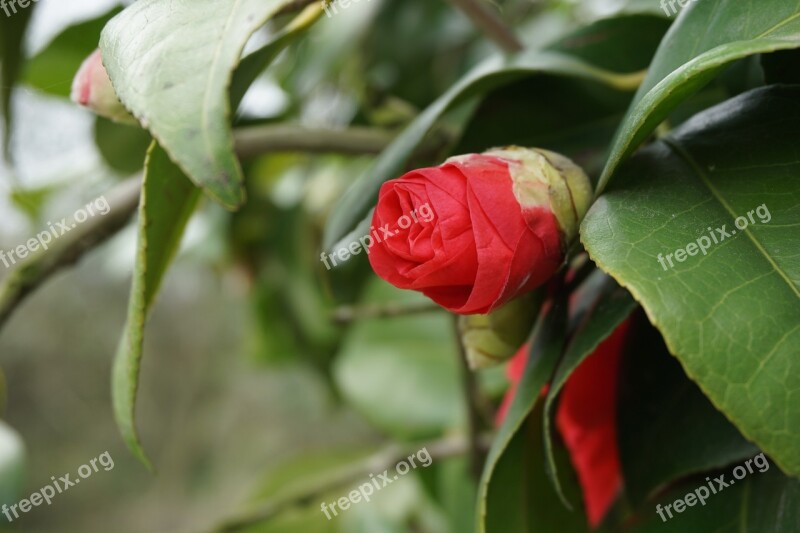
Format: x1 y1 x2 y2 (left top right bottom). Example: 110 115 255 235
368 147 592 314
71 49 136 124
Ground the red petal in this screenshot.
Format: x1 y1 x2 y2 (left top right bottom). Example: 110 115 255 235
555 320 630 528
495 343 530 425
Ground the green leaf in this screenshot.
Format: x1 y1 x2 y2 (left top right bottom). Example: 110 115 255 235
9 184 59 221
22 7 122 98
454 78 633 178
542 277 636 506
323 50 646 251
436 456 478 533
100 0 320 209
618 312 758 505
546 14 671 73
333 280 462 439
113 142 200 468
229 6 321 109
0 2 35 158
457 15 671 178
483 402 586 533
110 6 317 467
599 0 800 191
95 118 152 175
582 86 800 475
477 298 582 533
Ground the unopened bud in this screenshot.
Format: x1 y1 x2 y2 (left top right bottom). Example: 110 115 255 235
484 146 592 245
71 49 137 125
459 291 541 369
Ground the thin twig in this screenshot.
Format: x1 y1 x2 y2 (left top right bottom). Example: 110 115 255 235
216 433 491 531
234 124 448 161
453 315 487 481
233 124 395 158
445 0 523 53
331 301 441 324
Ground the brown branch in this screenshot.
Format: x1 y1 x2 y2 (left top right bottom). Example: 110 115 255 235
454 315 488 481
0 125 421 332
331 300 441 325
233 124 396 158
444 0 523 53
0 176 142 330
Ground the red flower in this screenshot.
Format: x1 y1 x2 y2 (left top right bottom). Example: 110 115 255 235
368 147 592 315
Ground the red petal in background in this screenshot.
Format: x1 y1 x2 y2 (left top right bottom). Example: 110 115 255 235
555 320 630 528
495 343 529 425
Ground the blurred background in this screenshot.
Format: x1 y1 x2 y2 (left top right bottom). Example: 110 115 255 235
0 0 665 531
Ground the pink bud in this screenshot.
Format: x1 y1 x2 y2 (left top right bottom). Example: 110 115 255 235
71 49 136 124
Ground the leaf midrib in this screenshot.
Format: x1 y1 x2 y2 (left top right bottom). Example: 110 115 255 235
201 0 242 173
662 136 800 299
757 10 800 38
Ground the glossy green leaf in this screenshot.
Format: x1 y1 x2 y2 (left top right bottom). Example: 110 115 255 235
100 0 320 209
457 15 671 179
542 277 636 505
618 312 758 505
323 49 646 251
23 7 122 98
113 143 200 468
483 399 585 533
477 298 579 533
599 0 800 191
582 86 800 475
